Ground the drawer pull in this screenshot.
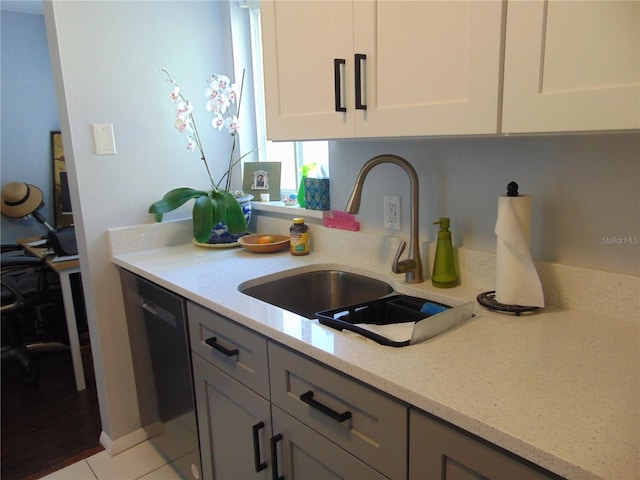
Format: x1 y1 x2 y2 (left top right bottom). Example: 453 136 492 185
300 390 352 423
252 422 267 472
270 433 284 480
204 336 239 357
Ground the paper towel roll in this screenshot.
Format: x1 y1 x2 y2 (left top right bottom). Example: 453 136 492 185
495 194 545 307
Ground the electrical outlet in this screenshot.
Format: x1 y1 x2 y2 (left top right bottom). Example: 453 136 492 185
384 195 401 230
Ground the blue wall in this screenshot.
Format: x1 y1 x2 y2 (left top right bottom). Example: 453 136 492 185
1 10 59 242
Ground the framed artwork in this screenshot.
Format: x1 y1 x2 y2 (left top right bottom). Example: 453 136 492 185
242 161 281 201
51 131 74 228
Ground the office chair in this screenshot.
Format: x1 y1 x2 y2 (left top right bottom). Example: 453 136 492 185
1 245 68 379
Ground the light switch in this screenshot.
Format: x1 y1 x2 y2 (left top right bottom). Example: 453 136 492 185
91 124 117 155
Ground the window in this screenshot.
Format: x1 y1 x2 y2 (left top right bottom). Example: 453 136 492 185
245 3 328 196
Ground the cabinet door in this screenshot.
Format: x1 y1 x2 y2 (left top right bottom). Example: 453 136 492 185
271 406 388 480
502 0 640 133
409 409 557 480
261 0 355 140
192 354 272 480
355 1 504 137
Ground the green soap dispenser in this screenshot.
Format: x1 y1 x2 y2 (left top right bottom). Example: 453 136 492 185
432 218 457 288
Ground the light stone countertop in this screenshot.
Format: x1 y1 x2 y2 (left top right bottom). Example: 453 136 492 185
109 220 639 480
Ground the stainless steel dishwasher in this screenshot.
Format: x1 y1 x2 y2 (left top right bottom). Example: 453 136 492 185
120 269 201 479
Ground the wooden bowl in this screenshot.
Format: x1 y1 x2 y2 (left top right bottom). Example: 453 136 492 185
238 234 290 253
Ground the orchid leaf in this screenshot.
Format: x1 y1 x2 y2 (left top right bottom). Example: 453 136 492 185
209 191 226 226
192 195 214 243
221 191 247 234
149 188 209 222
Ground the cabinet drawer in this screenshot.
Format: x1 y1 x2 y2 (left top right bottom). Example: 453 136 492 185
269 342 407 480
187 301 269 398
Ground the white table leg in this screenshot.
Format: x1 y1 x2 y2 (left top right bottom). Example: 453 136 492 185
58 269 86 391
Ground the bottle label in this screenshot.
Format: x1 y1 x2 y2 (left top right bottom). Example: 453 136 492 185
290 233 309 254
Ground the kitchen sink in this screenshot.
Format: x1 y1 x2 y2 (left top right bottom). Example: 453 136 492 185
239 270 394 319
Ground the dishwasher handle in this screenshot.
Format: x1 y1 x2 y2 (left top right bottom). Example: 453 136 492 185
141 300 177 327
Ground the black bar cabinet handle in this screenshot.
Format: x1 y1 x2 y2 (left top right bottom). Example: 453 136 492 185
204 336 239 357
270 433 284 480
252 422 267 472
299 390 352 423
354 53 367 110
334 58 346 112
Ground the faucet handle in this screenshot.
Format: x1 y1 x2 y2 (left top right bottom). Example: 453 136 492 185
392 240 417 274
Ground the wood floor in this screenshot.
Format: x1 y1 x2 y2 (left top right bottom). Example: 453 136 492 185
1 348 103 480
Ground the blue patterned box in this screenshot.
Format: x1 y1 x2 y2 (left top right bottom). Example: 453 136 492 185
304 178 330 211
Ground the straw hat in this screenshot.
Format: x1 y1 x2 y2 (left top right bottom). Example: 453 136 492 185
1 182 44 218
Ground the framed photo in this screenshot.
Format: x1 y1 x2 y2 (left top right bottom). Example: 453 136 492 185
51 131 74 228
243 162 281 201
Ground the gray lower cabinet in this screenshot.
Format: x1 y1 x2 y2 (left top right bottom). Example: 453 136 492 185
187 301 403 479
188 302 271 480
192 354 271 480
271 405 387 480
409 409 559 480
186 299 557 480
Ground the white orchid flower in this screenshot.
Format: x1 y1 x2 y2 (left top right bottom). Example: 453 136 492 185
174 118 189 133
176 101 192 121
160 67 247 196
207 74 231 92
224 116 239 135
211 113 225 131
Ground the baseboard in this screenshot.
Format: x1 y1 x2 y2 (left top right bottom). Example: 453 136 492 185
99 428 149 456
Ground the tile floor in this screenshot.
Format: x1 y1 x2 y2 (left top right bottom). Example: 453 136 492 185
39 440 184 480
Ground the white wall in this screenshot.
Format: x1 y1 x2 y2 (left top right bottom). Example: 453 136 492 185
44 0 239 446
1 10 59 242
329 133 640 276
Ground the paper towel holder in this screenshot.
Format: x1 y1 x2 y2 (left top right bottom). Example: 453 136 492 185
476 291 539 316
479 180 542 315
507 181 519 196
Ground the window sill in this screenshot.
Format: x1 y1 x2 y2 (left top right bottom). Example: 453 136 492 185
251 201 324 220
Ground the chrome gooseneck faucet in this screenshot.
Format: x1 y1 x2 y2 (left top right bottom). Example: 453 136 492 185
345 154 424 283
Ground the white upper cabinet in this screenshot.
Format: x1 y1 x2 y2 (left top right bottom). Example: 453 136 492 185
261 1 639 140
502 1 640 133
261 0 504 140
